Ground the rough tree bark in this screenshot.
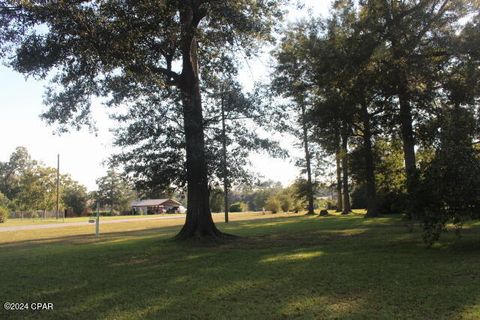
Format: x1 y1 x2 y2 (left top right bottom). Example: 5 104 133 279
399 88 417 219
335 133 343 212
220 88 229 223
341 126 351 214
361 103 378 218
175 5 228 240
300 98 315 215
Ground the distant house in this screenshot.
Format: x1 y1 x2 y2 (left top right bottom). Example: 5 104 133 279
131 199 184 214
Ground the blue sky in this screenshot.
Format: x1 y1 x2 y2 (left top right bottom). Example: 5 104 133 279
0 1 332 191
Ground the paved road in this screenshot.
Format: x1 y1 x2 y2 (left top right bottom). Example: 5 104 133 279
0 215 189 233
0 212 259 233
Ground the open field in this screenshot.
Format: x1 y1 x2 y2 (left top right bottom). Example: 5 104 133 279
1 211 303 227
1 213 480 319
1 214 186 227
0 212 299 243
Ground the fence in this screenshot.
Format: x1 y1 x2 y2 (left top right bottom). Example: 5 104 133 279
9 210 62 220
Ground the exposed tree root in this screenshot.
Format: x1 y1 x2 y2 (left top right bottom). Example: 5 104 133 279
174 224 237 243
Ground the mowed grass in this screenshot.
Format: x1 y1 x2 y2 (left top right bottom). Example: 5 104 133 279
1 211 280 226
1 214 480 319
1 214 185 227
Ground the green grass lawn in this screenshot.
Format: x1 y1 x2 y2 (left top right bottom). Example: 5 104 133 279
1 211 275 227
1 214 480 319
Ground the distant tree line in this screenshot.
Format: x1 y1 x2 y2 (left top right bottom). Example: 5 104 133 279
0 147 88 216
210 179 333 214
0 147 137 219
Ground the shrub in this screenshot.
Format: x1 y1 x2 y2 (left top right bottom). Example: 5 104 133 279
279 194 293 212
325 200 337 210
0 206 8 223
316 199 329 209
229 202 248 212
96 210 120 216
416 106 480 245
292 201 304 213
265 196 281 213
0 192 9 208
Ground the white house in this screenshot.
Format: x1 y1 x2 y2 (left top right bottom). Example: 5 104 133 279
131 199 183 214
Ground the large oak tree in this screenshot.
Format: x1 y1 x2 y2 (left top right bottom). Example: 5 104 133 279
0 0 286 239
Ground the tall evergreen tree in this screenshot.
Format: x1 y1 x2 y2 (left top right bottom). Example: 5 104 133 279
272 20 320 215
360 0 477 217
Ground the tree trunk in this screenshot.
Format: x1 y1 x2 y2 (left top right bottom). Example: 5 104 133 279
341 127 351 214
220 88 229 223
175 7 227 240
335 134 343 212
361 103 378 218
300 100 315 215
399 89 417 219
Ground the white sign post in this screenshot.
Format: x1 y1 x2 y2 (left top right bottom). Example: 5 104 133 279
95 204 100 237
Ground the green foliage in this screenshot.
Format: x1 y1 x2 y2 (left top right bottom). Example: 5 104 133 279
1 1 285 129
209 188 224 213
0 206 8 223
93 168 136 214
350 140 408 214
416 106 480 245
15 165 58 212
95 210 120 217
62 178 88 216
0 0 287 228
279 193 293 212
289 179 312 208
250 189 274 211
317 198 336 210
0 192 9 208
229 202 248 213
0 147 90 213
229 180 283 211
265 195 281 213
272 1 480 220
281 184 306 212
0 146 35 203
231 180 313 213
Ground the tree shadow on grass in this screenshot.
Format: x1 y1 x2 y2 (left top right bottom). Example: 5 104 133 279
0 224 180 249
0 214 309 248
1 215 480 319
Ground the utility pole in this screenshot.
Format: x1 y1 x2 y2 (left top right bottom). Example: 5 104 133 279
221 86 229 223
56 154 60 220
